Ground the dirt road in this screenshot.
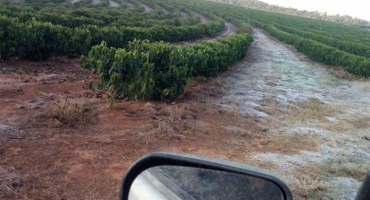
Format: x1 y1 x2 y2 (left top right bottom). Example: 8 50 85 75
162 8 169 15
91 0 100 5
126 3 135 9
108 0 119 7
205 22 236 41
180 12 188 19
219 29 370 199
198 14 209 24
142 4 153 13
179 22 236 45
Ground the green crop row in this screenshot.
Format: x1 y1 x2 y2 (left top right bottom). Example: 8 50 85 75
274 24 370 59
0 15 224 61
265 25 370 77
81 34 253 101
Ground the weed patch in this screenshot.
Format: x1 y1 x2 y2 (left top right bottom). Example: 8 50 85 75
25 96 97 128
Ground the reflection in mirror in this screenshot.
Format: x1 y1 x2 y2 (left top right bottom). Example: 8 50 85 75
129 166 284 200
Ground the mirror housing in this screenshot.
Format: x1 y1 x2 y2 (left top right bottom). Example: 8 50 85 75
355 169 370 200
120 152 293 200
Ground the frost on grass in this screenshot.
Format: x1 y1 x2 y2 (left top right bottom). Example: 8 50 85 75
288 126 333 138
329 177 361 200
252 145 370 182
0 124 19 140
0 167 23 195
252 145 369 199
252 151 323 182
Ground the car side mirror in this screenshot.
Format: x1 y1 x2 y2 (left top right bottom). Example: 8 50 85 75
119 152 293 200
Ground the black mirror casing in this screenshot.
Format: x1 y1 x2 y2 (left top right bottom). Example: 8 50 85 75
355 170 370 200
119 152 293 200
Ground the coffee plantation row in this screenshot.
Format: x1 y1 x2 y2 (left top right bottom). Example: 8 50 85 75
81 34 253 101
0 0 227 60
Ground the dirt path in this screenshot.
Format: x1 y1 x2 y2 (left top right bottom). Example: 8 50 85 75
126 3 135 9
162 8 169 15
180 12 188 19
179 22 236 45
198 14 209 24
205 22 236 41
218 28 370 199
142 4 153 13
8 0 24 2
108 0 119 7
91 0 100 5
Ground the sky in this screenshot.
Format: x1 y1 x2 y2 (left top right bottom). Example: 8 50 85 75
259 0 370 21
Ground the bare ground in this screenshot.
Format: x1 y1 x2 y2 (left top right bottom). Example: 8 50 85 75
180 12 188 19
205 22 236 41
198 13 209 24
0 59 264 199
0 29 369 200
161 8 169 15
126 3 135 9
142 4 152 13
179 22 236 45
91 0 100 5
108 0 119 8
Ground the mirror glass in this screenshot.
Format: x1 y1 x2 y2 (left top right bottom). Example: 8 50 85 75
129 166 284 200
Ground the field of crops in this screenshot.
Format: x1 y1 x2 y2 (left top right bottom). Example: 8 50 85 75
1 0 370 102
